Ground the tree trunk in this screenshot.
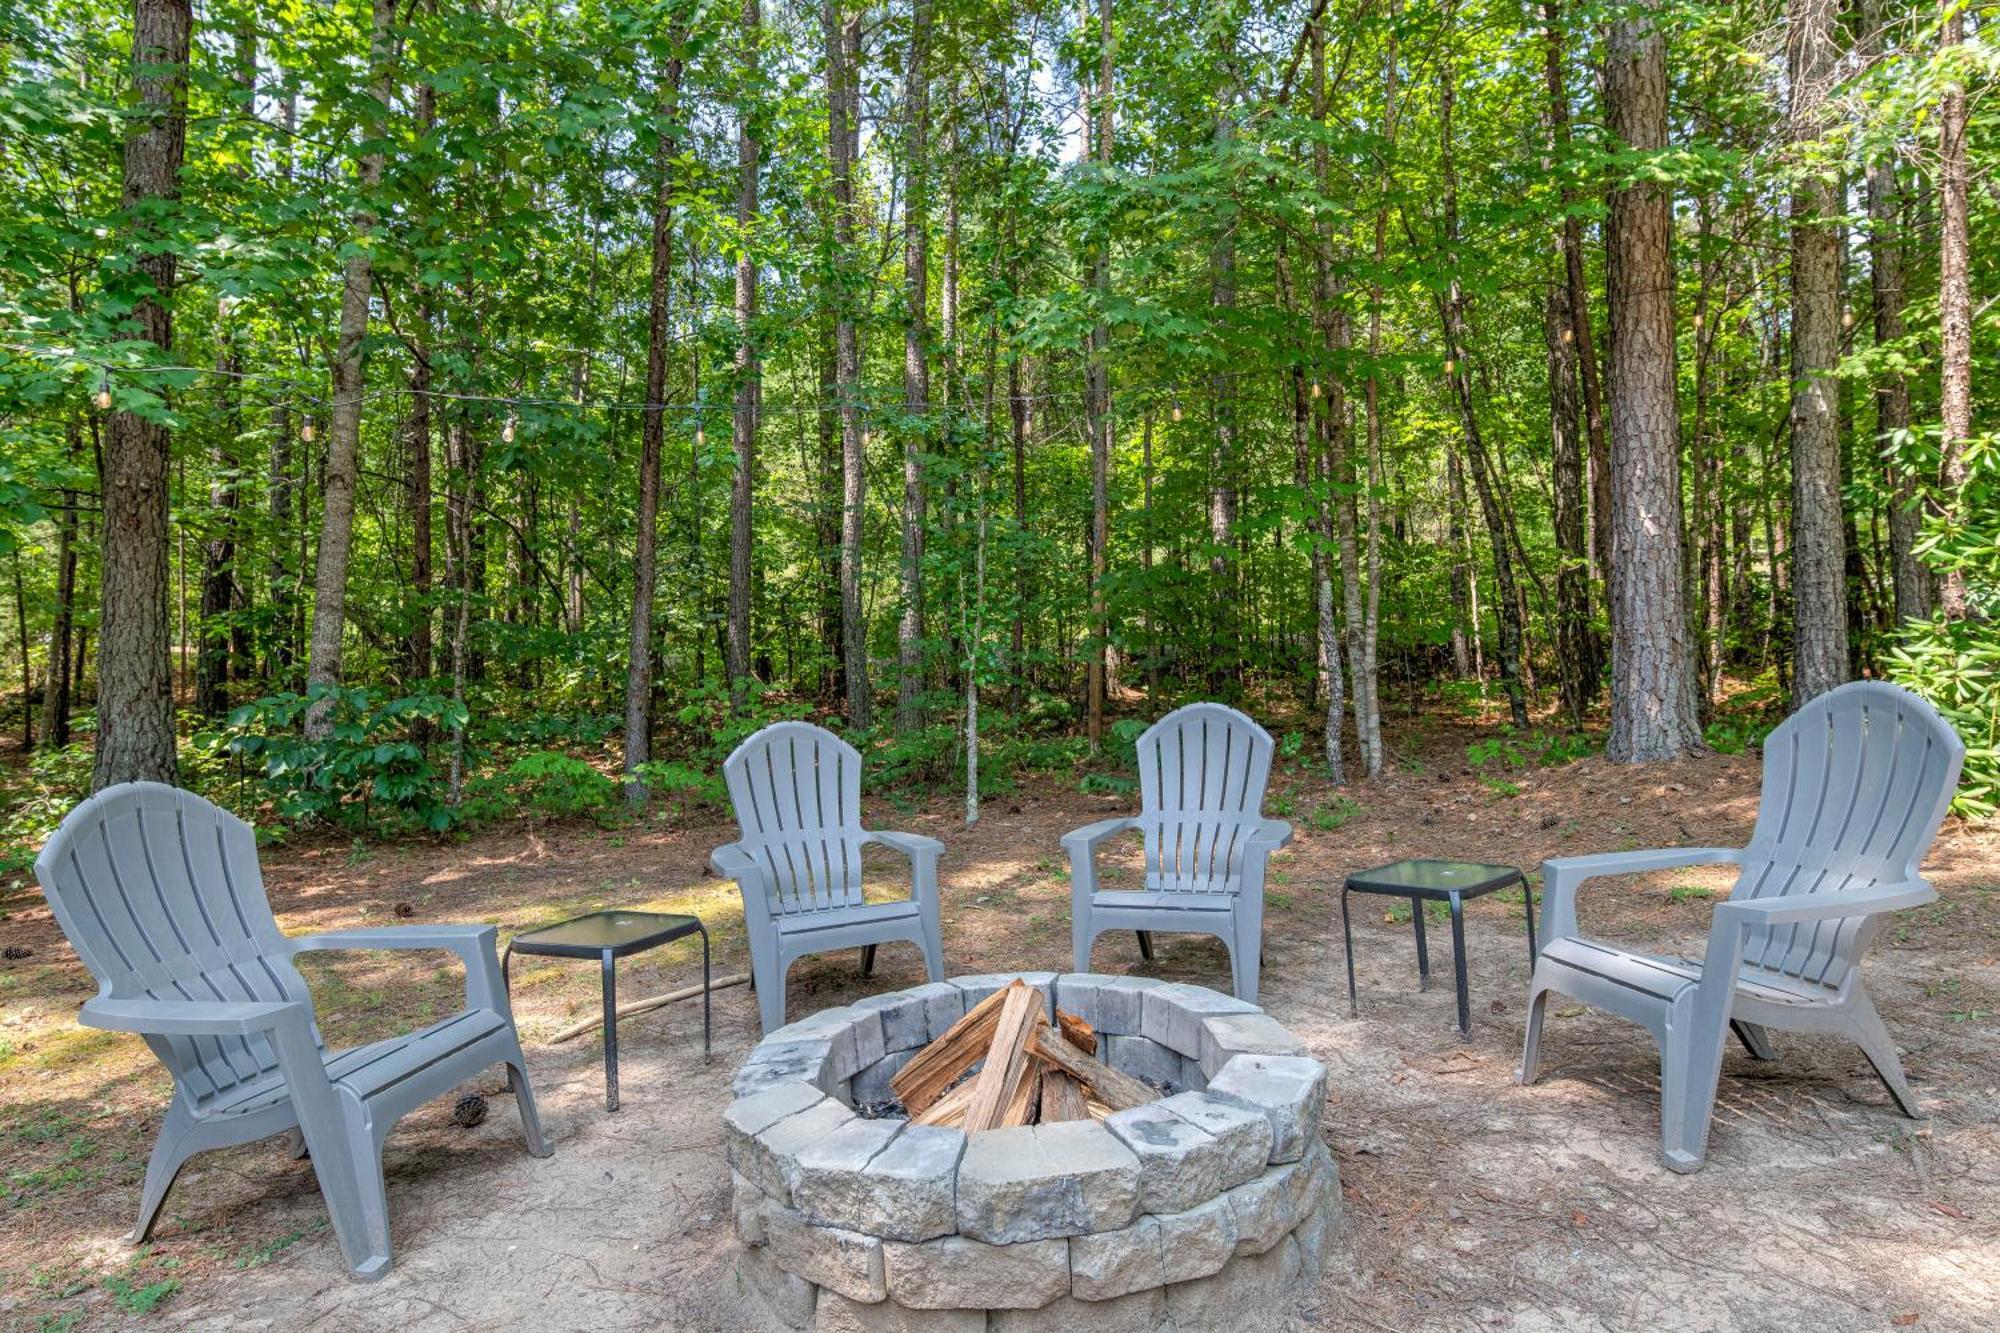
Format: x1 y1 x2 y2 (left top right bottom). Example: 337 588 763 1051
1082 0 1113 750
1547 280 1592 728
304 0 393 738
727 0 761 708
830 2 871 727
1866 99 1925 623
896 0 932 733
1358 2 1394 777
1786 0 1848 705
39 413 81 747
94 0 190 790
623 45 683 797
1936 0 1971 620
1603 8 1703 761
1207 26 1240 694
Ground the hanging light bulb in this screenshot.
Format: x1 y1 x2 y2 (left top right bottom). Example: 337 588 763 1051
1443 358 1456 376
502 413 516 444
1171 400 1183 423
1561 326 1574 345
1309 381 1322 400
301 419 315 442
696 420 707 448
94 372 112 412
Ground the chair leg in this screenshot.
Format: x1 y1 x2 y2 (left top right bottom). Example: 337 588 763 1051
285 1127 309 1160
1230 919 1260 1005
1846 993 1922 1118
1135 930 1155 962
1517 984 1550 1085
1072 906 1096 975
330 1115 394 1282
1657 997 1727 1174
506 1052 554 1157
755 953 788 1034
131 1102 196 1244
919 913 946 983
859 944 877 978
1731 1019 1779 1061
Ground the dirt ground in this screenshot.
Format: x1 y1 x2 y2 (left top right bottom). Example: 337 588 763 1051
3 705 1997 1332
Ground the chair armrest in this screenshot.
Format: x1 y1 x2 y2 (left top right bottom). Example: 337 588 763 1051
863 830 945 858
1061 816 1139 855
82 997 308 1038
1714 880 1935 928
1541 847 1741 941
1247 819 1292 851
289 924 504 1011
711 842 775 930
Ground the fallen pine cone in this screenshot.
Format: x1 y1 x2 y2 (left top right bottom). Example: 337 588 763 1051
453 1093 488 1128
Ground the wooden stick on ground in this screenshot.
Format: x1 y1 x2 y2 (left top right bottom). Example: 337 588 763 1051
547 972 751 1043
1031 1024 1155 1112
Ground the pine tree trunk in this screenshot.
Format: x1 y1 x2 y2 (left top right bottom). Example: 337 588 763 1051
94 0 190 790
829 3 871 727
1547 281 1592 729
1082 0 1112 749
1866 100 1925 623
727 0 761 708
1207 27 1239 694
40 412 80 747
1786 0 1849 705
1936 1 1971 621
623 47 683 797
897 0 932 733
304 0 393 738
1358 3 1394 778
1603 9 1703 761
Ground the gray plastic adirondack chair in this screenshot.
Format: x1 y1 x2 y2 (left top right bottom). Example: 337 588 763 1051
711 721 946 1033
1519 680 1964 1171
1066 703 1292 1002
34 783 551 1281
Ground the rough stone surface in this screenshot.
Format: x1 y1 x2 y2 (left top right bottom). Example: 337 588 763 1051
736 1167 778 1247
1102 1033 1184 1089
1223 1160 1304 1256
950 972 1059 1020
1068 1215 1163 1300
848 991 937 1054
767 1208 888 1304
882 1236 1071 1310
1163 1232 1303 1333
1154 1193 1239 1285
814 1294 985 1333
1205 1055 1326 1164
737 1097 859 1203
1291 1186 1336 1277
1103 1102 1227 1214
989 1289 1167 1333
1140 983 1258 1056
1156 1091 1273 1188
736 1039 838 1097
957 1122 1140 1243
1196 1012 1310 1079
1052 974 1160 1035
850 1048 915 1104
739 1241 820 1330
797 1122 963 1242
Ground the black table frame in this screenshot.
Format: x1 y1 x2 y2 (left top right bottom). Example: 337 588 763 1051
1341 859 1537 1037
503 910 711 1111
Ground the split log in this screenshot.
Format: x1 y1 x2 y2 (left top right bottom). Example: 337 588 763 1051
1056 1009 1097 1055
962 983 1044 1133
1039 1070 1091 1122
1001 1058 1042 1127
913 1077 977 1128
1031 1025 1154 1112
892 984 1009 1112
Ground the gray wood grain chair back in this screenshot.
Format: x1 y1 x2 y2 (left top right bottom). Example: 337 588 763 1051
712 722 945 1031
37 782 550 1280
1066 703 1292 1000
1520 680 1964 1170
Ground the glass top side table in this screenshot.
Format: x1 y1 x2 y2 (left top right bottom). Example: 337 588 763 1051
1341 859 1536 1036
504 909 711 1111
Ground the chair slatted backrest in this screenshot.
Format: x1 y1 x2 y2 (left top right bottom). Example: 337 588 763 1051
34 782 317 1110
723 722 867 917
1731 681 1964 989
1135 704 1275 895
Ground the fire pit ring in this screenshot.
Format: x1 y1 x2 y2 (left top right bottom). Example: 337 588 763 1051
726 972 1340 1332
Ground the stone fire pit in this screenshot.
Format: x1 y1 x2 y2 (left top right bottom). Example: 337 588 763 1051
725 972 1340 1332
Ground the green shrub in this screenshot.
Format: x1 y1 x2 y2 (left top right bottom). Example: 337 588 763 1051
498 751 619 818
224 686 465 831
1887 618 2000 819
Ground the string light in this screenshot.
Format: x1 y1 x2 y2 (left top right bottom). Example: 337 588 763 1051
1309 381 1321 400
696 421 706 447
1171 399 1183 423
1443 358 1456 376
502 413 516 443
301 420 315 442
94 372 112 412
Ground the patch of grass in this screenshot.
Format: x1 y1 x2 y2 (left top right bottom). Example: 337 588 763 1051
36 1313 84 1333
1384 900 1450 926
1481 776 1521 799
1667 883 1715 904
1266 891 1296 911
1267 791 1296 818
236 1227 308 1269
103 1273 180 1316
1307 796 1360 832
1946 1009 1990 1024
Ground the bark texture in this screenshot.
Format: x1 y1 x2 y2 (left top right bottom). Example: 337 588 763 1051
727 0 761 706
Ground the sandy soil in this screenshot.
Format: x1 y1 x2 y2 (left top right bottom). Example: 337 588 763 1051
3 707 1997 1332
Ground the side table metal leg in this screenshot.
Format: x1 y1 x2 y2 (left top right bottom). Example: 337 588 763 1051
699 922 712 1061
1521 873 1539 963
1448 891 1470 1038
1341 886 1359 1017
601 949 619 1112
502 944 514 994
1412 897 1431 992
